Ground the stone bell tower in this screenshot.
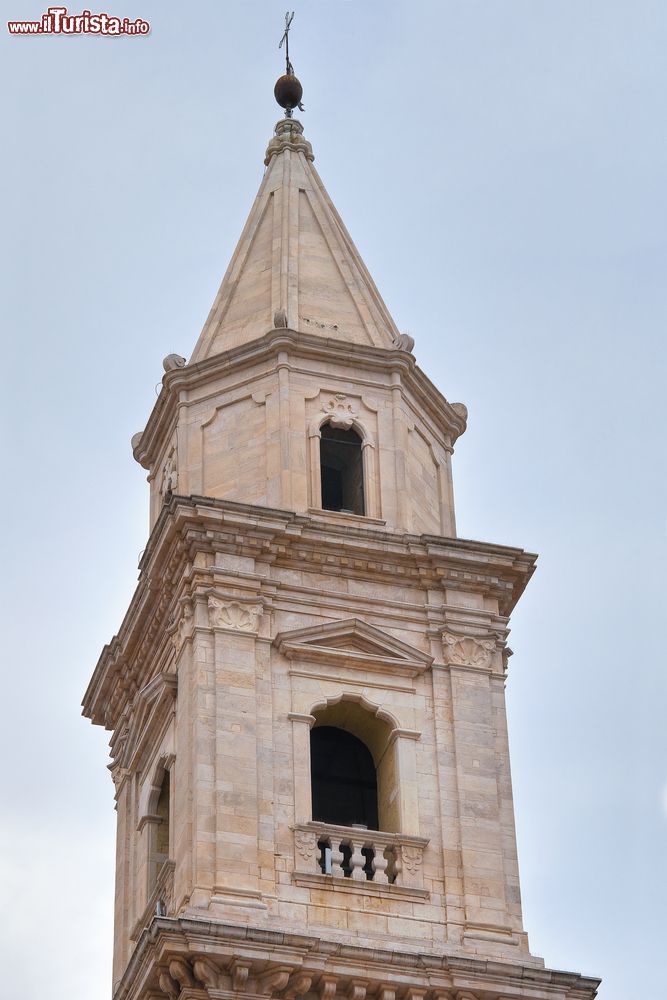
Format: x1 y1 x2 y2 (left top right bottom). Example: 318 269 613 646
83 72 600 1000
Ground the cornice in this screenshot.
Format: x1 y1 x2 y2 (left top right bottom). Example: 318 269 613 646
131 329 467 470
114 917 600 1000
82 496 536 731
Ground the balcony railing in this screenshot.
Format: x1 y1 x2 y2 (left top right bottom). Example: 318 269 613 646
294 822 428 892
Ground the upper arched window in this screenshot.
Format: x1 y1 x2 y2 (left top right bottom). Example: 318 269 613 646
311 726 378 830
319 422 365 515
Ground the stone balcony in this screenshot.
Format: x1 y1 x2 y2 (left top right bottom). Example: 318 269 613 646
293 822 429 896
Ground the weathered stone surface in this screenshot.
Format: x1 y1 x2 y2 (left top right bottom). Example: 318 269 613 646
83 116 600 1000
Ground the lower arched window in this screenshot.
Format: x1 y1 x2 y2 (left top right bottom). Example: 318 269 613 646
148 769 170 892
310 726 378 829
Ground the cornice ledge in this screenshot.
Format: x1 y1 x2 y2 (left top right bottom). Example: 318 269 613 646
134 328 468 469
85 499 538 730
115 918 601 1000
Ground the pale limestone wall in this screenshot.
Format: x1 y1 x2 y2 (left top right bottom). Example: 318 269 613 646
110 544 531 973
144 349 458 541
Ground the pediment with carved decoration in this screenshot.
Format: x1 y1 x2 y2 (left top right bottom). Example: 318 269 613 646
273 617 433 677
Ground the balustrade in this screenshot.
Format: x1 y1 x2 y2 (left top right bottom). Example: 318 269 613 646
294 822 427 890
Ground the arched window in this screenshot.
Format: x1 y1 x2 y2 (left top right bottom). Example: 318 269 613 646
319 422 365 515
310 726 379 829
148 769 170 892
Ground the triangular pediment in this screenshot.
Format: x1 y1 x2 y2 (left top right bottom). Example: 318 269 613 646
274 618 433 676
118 671 177 771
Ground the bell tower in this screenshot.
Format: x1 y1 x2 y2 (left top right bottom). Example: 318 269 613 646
83 61 600 1000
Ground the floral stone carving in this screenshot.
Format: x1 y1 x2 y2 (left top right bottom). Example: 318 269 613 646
208 597 263 633
442 632 495 669
294 828 319 865
321 393 357 430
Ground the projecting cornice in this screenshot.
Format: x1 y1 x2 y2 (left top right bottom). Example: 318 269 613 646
131 328 468 471
82 495 536 731
114 917 601 1000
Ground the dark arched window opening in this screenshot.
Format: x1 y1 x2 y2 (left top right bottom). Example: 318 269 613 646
310 726 378 830
148 770 170 892
319 423 365 515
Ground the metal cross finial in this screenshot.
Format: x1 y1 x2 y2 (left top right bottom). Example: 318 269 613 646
279 11 295 76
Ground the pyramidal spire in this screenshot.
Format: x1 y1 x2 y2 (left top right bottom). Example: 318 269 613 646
189 106 402 363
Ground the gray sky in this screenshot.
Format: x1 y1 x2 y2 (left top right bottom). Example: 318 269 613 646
1 2 665 997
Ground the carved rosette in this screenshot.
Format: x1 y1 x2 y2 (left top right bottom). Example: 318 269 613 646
207 597 263 633
321 393 357 430
441 632 496 669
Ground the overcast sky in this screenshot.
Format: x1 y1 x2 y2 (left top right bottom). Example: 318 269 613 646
1 2 665 997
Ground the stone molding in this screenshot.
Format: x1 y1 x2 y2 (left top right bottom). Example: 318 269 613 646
132 329 468 473
83 498 535 730
264 118 314 165
274 617 433 677
114 918 601 1000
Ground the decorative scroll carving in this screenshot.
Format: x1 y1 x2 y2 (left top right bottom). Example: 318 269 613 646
168 958 195 990
158 969 179 1000
442 632 495 669
321 393 357 429
193 958 221 989
230 959 252 992
259 968 292 995
162 353 186 372
170 601 193 654
294 829 318 865
285 973 313 999
207 597 263 633
393 332 415 353
348 981 368 1000
320 976 337 1000
159 449 178 500
399 844 424 875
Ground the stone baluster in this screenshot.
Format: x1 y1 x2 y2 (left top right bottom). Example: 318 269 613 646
330 840 346 878
349 839 367 880
373 846 389 884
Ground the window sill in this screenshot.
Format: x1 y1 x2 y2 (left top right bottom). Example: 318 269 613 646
307 508 386 528
292 871 428 901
